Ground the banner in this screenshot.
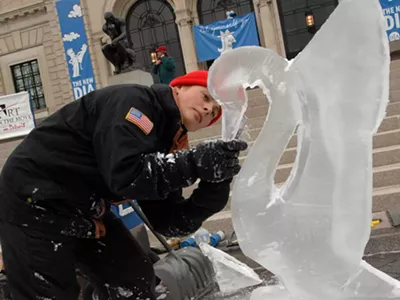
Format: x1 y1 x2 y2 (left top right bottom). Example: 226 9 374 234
0 92 35 140
380 0 400 41
56 0 96 100
193 12 260 62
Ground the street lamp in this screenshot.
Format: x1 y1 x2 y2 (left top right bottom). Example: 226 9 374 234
305 10 317 34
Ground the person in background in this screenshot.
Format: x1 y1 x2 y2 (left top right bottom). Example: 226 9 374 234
152 45 176 84
0 70 247 300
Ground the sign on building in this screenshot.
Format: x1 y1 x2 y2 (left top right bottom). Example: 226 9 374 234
380 0 400 41
193 12 260 62
0 92 35 140
56 0 97 100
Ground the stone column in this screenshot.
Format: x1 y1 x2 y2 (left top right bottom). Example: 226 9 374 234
254 0 285 56
175 9 199 73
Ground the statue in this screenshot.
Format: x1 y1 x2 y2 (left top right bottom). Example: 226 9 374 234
102 12 140 74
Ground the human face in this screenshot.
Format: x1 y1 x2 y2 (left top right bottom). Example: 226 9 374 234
174 85 220 132
156 51 163 58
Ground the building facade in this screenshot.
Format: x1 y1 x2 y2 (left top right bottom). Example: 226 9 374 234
0 0 399 169
0 0 341 114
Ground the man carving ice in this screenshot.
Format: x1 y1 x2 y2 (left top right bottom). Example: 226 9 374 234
0 70 247 299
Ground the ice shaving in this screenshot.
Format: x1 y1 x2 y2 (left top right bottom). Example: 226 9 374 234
208 0 400 299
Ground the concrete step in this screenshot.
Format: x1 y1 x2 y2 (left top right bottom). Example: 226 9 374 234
189 108 398 144
191 129 400 164
204 181 399 214
201 208 400 241
184 167 399 213
390 90 400 102
273 162 400 188
387 101 400 117
373 185 400 212
373 163 400 188
378 115 400 133
285 129 400 150
276 145 400 168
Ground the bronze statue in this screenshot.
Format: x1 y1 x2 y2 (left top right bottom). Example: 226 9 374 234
102 12 140 74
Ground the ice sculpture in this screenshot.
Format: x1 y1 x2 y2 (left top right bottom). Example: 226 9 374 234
199 243 262 294
208 0 400 299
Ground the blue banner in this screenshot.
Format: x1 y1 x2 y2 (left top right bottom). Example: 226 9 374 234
380 0 400 41
193 12 260 62
56 0 96 100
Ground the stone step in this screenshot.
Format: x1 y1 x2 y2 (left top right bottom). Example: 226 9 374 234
248 86 400 105
276 144 400 168
273 162 400 188
372 185 400 212
221 181 399 212
235 100 399 126
373 163 400 188
286 128 400 150
191 129 400 164
183 161 400 207
390 90 400 102
387 101 400 117
378 115 400 133
201 206 400 239
189 106 398 144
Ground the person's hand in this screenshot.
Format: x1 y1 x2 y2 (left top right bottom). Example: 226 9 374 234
191 140 248 183
155 60 162 65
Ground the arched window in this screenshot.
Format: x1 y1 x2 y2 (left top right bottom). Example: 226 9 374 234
197 0 255 68
126 0 185 76
197 0 255 25
277 0 339 59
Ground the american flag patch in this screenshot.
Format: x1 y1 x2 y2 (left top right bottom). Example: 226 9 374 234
125 107 154 135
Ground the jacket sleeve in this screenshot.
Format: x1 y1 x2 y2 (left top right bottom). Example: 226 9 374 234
137 179 231 237
91 87 198 200
161 56 176 71
152 63 159 75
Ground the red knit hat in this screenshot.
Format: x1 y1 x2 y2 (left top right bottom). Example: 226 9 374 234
170 70 222 126
156 46 167 53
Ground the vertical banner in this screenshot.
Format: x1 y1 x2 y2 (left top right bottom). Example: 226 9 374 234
193 12 260 62
380 0 400 41
0 92 36 140
56 0 96 100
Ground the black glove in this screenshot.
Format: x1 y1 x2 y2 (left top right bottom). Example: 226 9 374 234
191 140 248 183
120 140 246 201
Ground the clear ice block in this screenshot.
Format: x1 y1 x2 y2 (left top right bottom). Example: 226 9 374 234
208 0 400 298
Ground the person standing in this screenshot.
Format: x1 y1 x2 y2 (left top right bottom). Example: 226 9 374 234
152 46 176 84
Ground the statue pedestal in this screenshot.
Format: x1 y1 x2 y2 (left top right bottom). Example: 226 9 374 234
107 69 154 87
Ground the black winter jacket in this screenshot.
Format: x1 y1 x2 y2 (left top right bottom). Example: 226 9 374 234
0 84 230 238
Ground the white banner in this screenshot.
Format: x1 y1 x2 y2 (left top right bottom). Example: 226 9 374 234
0 92 35 140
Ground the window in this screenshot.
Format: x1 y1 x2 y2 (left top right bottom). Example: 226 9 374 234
197 0 254 25
11 60 46 110
197 0 256 69
126 0 186 76
277 0 338 59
